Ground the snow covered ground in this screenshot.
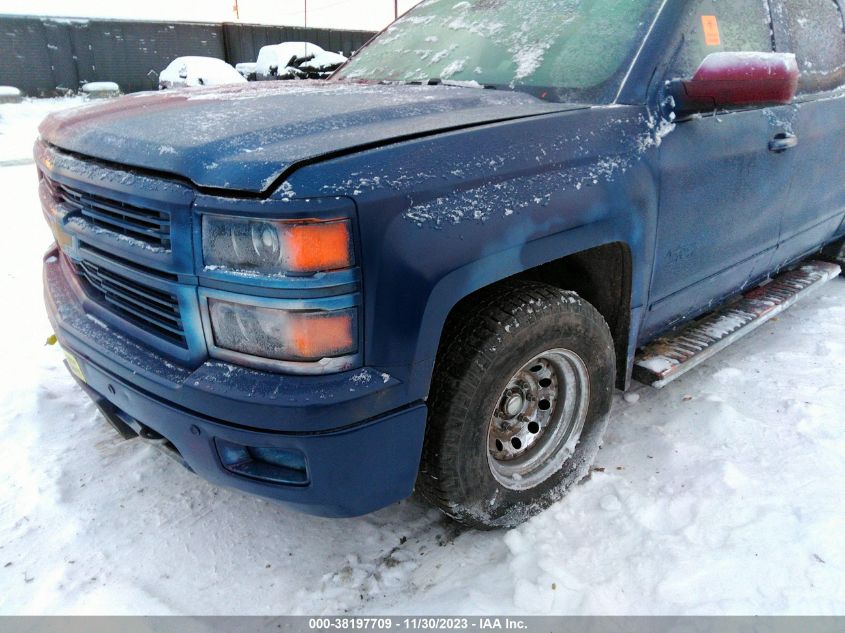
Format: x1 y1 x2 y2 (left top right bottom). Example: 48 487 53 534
0 97 83 165
0 98 843 616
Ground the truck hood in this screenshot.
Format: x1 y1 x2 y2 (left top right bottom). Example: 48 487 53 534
39 81 583 195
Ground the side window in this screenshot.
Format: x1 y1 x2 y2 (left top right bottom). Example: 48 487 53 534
771 0 845 94
669 0 773 79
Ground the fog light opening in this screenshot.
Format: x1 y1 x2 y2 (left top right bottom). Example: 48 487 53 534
215 439 309 486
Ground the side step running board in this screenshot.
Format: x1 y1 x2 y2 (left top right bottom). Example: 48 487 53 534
634 261 841 389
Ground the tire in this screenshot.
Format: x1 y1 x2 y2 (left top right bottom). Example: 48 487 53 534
417 281 616 530
821 238 845 274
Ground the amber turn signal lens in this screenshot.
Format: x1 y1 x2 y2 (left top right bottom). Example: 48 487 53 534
282 221 352 274
288 311 356 361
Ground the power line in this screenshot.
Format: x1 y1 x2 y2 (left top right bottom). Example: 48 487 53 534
235 0 418 28
270 0 363 18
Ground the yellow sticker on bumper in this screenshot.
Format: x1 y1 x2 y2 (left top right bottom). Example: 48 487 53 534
64 351 86 383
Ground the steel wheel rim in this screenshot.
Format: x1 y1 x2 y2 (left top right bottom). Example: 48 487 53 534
486 348 590 491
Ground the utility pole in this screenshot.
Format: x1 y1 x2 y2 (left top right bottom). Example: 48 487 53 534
304 0 308 28
395 0 398 19
232 0 240 20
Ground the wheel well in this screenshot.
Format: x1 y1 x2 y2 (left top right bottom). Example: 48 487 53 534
821 235 845 260
441 242 633 389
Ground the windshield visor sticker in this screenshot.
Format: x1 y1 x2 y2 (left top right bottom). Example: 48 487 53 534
702 15 722 46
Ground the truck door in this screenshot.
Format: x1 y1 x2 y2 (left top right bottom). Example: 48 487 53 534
643 0 794 338
768 0 845 268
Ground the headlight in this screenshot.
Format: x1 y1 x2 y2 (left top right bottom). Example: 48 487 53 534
207 298 357 364
202 215 353 276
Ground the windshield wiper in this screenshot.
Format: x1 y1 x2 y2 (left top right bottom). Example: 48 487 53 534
401 78 498 90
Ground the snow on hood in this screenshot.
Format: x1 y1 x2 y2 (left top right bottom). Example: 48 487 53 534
38 81 579 194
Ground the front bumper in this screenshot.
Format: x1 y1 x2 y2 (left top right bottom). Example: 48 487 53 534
44 247 427 518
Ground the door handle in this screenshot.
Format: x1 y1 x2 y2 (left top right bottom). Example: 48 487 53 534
769 132 798 153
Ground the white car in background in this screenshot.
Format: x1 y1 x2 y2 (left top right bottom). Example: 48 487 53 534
158 56 246 89
255 42 347 80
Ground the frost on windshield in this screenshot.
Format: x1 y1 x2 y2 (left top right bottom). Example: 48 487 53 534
667 0 781 80
337 0 659 102
770 0 845 92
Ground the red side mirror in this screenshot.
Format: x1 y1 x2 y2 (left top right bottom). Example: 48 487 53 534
671 52 799 116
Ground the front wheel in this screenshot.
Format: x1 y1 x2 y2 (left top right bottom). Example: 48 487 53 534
417 281 615 529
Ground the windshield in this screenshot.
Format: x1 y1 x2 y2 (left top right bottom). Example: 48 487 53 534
335 0 662 103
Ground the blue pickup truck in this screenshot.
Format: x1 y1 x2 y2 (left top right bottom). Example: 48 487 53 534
39 0 845 528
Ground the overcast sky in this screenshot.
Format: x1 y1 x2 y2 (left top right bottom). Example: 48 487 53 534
0 0 422 32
